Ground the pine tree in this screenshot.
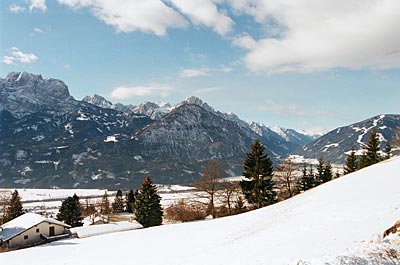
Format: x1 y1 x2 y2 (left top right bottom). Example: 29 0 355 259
135 176 163 228
298 164 315 192
322 161 333 183
125 189 136 213
344 147 358 175
239 140 276 208
384 143 392 160
365 127 381 166
57 196 83 227
358 151 369 169
315 157 325 185
6 190 24 222
112 189 125 213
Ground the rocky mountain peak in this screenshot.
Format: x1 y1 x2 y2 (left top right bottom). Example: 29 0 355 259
82 94 113 108
177 96 214 113
3 72 70 99
1 72 72 116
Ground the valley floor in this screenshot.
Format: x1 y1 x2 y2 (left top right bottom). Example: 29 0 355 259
2 157 400 264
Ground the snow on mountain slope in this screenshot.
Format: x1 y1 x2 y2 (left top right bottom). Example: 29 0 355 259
3 157 400 264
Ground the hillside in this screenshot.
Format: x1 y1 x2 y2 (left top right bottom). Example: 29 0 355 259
2 157 400 264
297 114 400 163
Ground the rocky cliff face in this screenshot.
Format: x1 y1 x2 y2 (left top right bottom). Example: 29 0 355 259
0 72 319 188
0 72 73 116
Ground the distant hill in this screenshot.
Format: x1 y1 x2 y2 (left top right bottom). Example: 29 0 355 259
296 114 400 163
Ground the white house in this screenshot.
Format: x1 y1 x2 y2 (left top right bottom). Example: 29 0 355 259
0 213 70 249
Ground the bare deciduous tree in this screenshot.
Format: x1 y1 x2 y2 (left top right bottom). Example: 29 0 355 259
220 180 239 216
276 158 297 199
193 160 223 218
0 190 11 225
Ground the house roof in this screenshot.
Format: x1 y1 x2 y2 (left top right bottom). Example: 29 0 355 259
0 213 70 241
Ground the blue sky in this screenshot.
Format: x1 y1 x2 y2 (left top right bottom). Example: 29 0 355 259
1 0 400 134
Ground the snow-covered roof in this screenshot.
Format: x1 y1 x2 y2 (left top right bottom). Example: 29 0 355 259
0 213 70 241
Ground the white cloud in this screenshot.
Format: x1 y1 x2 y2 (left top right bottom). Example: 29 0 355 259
168 0 234 36
34 27 44 33
179 68 210 78
180 65 233 78
2 56 15 65
9 4 26 13
232 35 257 50
29 0 48 13
110 85 173 100
57 0 189 36
2 47 38 65
228 0 400 72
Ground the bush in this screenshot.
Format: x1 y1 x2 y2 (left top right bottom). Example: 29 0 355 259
164 200 207 222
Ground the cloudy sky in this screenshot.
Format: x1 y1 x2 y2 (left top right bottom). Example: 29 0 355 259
1 0 400 134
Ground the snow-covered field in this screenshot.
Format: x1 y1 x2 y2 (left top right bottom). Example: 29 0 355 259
3 185 195 215
2 157 400 264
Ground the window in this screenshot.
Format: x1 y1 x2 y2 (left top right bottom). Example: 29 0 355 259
36 228 40 233
24 235 28 240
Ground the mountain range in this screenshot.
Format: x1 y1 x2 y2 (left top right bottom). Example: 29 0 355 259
0 72 399 188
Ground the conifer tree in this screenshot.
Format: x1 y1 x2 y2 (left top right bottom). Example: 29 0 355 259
125 189 136 213
315 157 325 185
384 143 392 160
298 164 315 192
6 190 24 222
322 161 333 183
358 151 369 169
365 127 381 166
344 147 358 175
112 189 125 213
57 196 83 227
240 140 276 208
135 176 163 228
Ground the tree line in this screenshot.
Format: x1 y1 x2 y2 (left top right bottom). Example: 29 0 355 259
57 176 163 228
344 127 392 175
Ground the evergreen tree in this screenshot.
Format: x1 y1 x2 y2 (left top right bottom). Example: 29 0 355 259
112 189 125 213
135 176 163 228
344 147 358 175
358 151 369 169
239 140 276 208
298 164 315 192
6 190 24 222
322 161 333 183
57 196 83 227
365 127 381 166
125 189 136 213
384 143 392 160
315 157 325 185
101 191 110 216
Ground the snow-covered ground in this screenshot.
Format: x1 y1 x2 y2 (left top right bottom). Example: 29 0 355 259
70 221 142 238
2 157 400 264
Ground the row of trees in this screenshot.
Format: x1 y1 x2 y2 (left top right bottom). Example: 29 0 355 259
344 127 392 175
298 157 334 192
57 176 163 228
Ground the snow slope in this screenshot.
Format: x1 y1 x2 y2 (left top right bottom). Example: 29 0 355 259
2 157 400 264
